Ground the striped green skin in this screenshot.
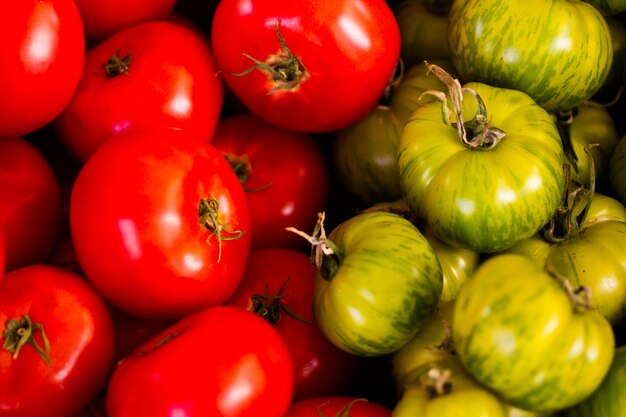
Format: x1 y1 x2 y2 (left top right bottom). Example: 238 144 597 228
505 192 626 325
565 345 626 417
584 0 626 16
313 211 443 357
609 136 626 207
453 254 615 412
448 0 613 112
398 82 565 253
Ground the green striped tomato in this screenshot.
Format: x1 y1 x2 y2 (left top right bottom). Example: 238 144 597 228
398 78 565 253
310 211 443 357
583 0 626 15
564 345 626 417
453 254 615 412
609 135 626 207
448 0 613 112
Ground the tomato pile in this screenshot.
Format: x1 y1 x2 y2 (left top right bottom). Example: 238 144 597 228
2 0 626 416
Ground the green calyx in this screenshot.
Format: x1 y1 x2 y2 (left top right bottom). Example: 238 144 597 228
199 194 246 263
2 315 51 365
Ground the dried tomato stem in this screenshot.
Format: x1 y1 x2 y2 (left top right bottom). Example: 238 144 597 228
426 368 453 397
199 194 245 263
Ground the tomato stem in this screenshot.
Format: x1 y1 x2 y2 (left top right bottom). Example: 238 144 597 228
316 398 368 417
425 367 452 397
422 61 505 149
2 315 51 365
102 49 133 77
232 22 308 93
286 212 341 281
250 278 312 325
222 153 273 192
199 194 246 263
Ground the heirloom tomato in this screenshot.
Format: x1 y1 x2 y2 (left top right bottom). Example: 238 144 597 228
106 306 294 417
298 211 442 357
285 396 392 417
564 345 626 417
593 17 626 103
70 130 250 320
210 0 401 132
332 60 455 206
54 20 223 162
0 265 115 417
505 186 626 326
225 249 362 400
583 0 626 15
398 66 565 253
74 0 176 40
453 254 615 412
0 0 84 138
211 113 330 250
448 0 613 112
609 134 626 206
0 138 62 271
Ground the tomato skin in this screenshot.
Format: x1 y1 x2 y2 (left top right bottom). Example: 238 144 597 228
211 0 401 132
0 138 62 271
106 306 294 417
225 249 362 400
0 0 85 138
0 265 115 417
313 211 443 357
211 113 330 250
285 396 392 417
448 0 613 112
70 130 251 320
398 82 565 253
54 20 223 162
609 135 626 207
453 254 615 412
75 0 177 40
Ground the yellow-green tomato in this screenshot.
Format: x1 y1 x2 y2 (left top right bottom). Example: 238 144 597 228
398 81 565 253
453 254 615 412
449 0 613 112
583 0 626 16
313 211 443 357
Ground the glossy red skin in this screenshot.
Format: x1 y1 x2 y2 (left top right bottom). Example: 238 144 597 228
106 306 294 417
210 0 401 133
211 113 330 250
54 20 223 162
75 0 177 40
0 265 115 417
0 1 84 138
0 138 62 271
0 235 5 281
225 249 362 400
70 130 251 320
285 396 392 417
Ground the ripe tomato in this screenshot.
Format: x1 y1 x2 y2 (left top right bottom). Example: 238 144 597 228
54 20 223 162
70 129 251 320
211 113 329 250
284 396 391 417
210 0 401 132
106 306 294 417
0 265 115 417
225 249 362 400
0 1 85 138
0 138 62 271
74 0 177 40
0 235 4 281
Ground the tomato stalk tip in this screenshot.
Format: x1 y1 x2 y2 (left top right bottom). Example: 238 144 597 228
2 315 51 365
102 48 133 77
199 194 246 263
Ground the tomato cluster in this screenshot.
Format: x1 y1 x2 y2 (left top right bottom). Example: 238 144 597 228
2 0 626 416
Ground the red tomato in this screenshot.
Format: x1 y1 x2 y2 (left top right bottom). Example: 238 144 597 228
54 20 223 162
0 138 62 271
70 130 251 320
225 249 362 400
106 306 294 417
285 396 392 417
210 0 401 132
75 0 177 40
211 113 330 250
0 235 5 282
0 265 115 417
0 1 85 138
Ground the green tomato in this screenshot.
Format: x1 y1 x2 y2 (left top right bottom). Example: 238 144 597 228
593 17 626 103
394 0 451 68
332 60 455 206
448 0 613 112
583 0 626 15
311 210 443 357
609 135 626 206
564 345 626 417
398 73 565 253
453 253 615 412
